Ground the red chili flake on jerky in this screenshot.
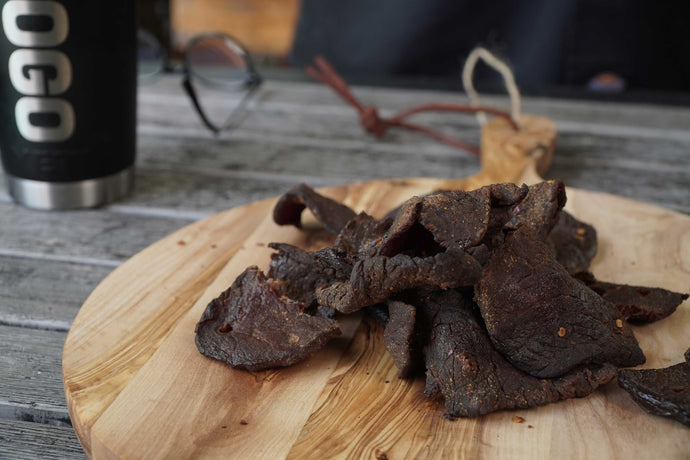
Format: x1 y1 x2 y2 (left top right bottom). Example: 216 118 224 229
475 226 645 378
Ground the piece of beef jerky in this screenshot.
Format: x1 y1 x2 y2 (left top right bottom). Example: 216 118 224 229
574 272 688 323
370 196 428 258
273 183 357 235
618 350 690 427
475 226 645 378
421 289 617 418
505 180 566 239
316 247 482 314
418 189 491 250
547 210 597 274
333 212 392 262
374 184 526 257
195 267 341 371
383 300 418 378
482 183 530 248
267 242 352 304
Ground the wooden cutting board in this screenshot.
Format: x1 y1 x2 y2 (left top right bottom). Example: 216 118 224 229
63 117 690 459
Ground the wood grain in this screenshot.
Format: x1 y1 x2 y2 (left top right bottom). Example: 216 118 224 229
62 185 690 459
0 325 71 425
0 256 110 330
62 117 690 458
0 419 86 460
135 81 690 214
3 76 689 460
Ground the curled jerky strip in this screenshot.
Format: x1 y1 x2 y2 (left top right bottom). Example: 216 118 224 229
306 56 519 156
315 247 482 314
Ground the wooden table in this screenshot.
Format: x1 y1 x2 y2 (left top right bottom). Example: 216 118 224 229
1 76 688 459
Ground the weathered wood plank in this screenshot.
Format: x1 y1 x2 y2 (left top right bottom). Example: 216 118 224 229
0 256 111 330
547 133 690 214
0 325 68 422
0 419 85 460
0 203 193 263
140 78 690 131
136 131 688 213
2 131 685 217
121 167 311 213
139 88 690 162
136 133 480 184
136 128 688 180
137 95 484 155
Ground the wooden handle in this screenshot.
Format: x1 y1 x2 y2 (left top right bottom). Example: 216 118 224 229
439 114 557 190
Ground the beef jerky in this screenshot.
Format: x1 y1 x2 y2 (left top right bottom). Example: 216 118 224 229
547 210 597 274
383 300 418 378
374 184 526 257
475 226 645 378
417 189 490 250
267 242 351 304
505 180 566 239
316 247 482 314
195 267 341 371
575 272 688 323
482 183 530 247
422 289 617 418
370 196 427 257
273 183 357 235
333 212 392 261
618 350 690 427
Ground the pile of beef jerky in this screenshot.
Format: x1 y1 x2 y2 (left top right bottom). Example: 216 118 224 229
196 181 688 422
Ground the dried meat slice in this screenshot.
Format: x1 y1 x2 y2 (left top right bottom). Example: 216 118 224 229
417 189 490 250
195 267 341 371
618 350 690 427
383 299 418 378
505 180 566 239
273 183 357 235
374 184 526 257
475 226 645 378
369 196 427 258
334 212 392 261
316 247 482 314
547 210 597 274
421 290 617 418
482 183 530 248
575 272 688 323
267 242 352 305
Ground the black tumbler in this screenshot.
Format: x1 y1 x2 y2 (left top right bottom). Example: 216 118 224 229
0 0 136 209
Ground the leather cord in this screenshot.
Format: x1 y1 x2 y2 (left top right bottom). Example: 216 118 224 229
305 56 519 157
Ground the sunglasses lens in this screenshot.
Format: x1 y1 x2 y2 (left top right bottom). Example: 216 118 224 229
137 30 165 79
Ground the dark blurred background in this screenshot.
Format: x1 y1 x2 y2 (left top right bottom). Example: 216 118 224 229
139 0 690 104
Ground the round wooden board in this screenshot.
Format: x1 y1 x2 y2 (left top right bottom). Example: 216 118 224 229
63 178 690 459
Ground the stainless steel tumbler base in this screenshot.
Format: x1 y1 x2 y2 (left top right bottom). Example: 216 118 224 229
6 168 134 210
